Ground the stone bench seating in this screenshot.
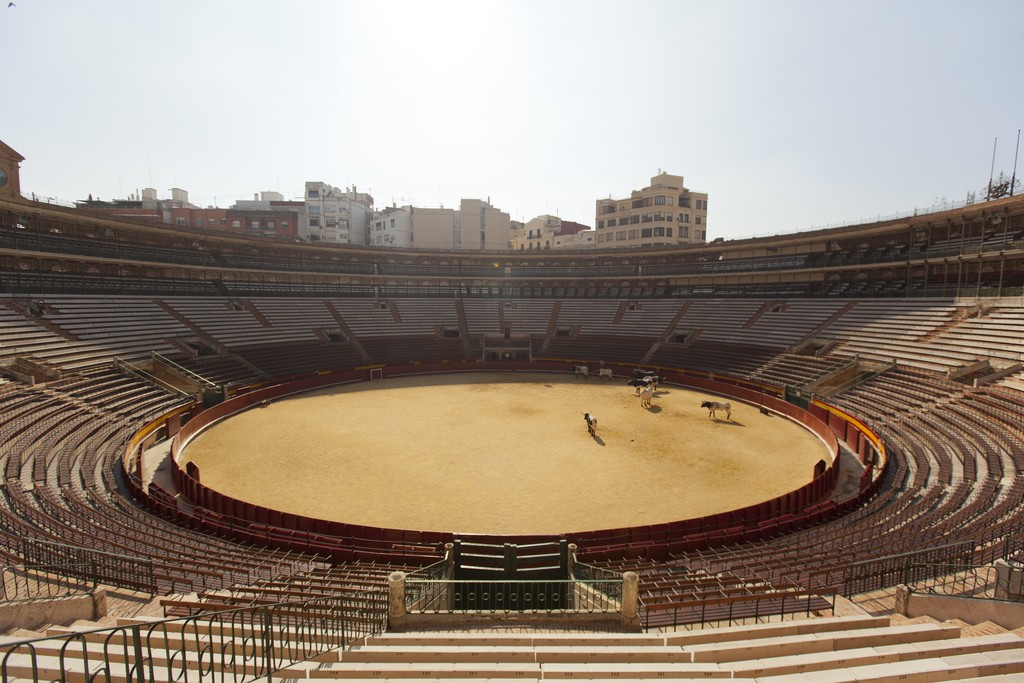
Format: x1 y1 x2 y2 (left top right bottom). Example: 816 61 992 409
271 617 1024 682
505 310 557 336
1 294 1024 670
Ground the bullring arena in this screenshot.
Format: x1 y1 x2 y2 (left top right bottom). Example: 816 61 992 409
177 372 830 535
2 167 1024 680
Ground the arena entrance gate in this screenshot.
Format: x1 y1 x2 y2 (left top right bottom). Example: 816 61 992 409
451 539 568 610
785 384 810 409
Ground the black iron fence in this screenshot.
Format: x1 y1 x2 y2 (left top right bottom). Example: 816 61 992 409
840 540 977 597
906 562 1012 599
404 578 623 614
0 564 94 602
641 588 838 631
0 591 387 683
836 524 1024 598
20 538 158 595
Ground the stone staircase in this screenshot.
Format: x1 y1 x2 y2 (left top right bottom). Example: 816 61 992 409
4 610 1024 681
272 615 1024 680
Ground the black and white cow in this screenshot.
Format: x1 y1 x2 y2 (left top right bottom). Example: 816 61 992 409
628 374 663 393
582 411 598 436
701 400 732 420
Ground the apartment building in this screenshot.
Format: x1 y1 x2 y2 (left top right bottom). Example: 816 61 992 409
510 214 594 250
304 182 373 244
594 172 708 248
369 198 511 249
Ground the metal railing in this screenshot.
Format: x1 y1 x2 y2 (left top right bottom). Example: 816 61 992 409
20 538 158 595
906 562 1013 599
115 357 193 397
0 564 95 602
404 578 623 614
151 351 218 389
0 591 387 683
641 588 838 631
813 522 1024 598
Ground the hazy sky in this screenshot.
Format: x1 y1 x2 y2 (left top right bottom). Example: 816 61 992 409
3 0 1022 239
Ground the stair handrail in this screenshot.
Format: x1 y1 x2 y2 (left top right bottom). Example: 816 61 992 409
151 351 218 389
114 357 192 397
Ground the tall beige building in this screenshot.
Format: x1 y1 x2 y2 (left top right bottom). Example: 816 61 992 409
594 172 708 248
509 214 594 250
369 198 511 249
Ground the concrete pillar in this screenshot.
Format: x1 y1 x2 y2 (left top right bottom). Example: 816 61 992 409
567 544 577 577
894 585 910 616
91 587 108 620
621 571 641 629
994 559 1024 600
388 571 407 630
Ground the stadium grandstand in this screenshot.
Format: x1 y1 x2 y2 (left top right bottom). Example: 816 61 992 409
2 161 1024 681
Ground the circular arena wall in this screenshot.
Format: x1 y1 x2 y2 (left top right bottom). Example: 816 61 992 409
176 372 831 536
126 360 881 564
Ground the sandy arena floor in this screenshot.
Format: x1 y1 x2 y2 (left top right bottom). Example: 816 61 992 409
179 372 830 536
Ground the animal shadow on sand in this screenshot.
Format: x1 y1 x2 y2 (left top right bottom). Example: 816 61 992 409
592 435 606 446
713 418 745 427
644 405 663 414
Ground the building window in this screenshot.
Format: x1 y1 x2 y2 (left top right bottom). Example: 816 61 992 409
680 227 689 238
599 204 616 215
175 218 185 225
195 219 203 227
666 228 673 237
309 205 320 215
641 228 652 238
680 213 690 223
642 213 653 223
309 218 320 227
607 218 616 227
654 227 665 236
390 219 395 228
598 220 604 229
267 221 275 229
696 216 702 225
617 231 626 241
597 233 605 243
232 220 241 228
630 215 640 225
654 195 666 205
220 218 227 225
308 189 319 199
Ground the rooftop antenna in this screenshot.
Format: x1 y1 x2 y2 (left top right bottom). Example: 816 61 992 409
988 137 998 200
1012 129 1021 197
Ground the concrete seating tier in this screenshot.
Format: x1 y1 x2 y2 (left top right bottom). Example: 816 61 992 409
750 354 849 388
544 335 657 365
283 617 1024 681
1 294 1024 682
6 614 1023 682
232 340 365 378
